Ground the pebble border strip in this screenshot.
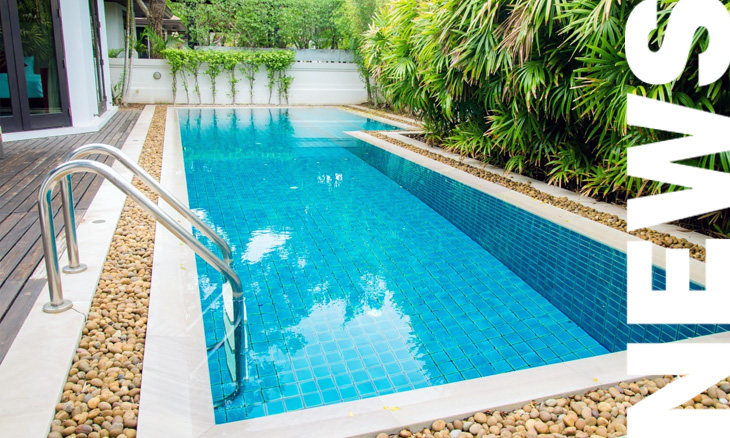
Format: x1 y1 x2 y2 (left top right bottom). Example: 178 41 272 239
362 130 707 262
48 106 166 438
372 375 730 438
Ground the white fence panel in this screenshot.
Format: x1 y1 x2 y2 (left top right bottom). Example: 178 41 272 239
109 58 367 105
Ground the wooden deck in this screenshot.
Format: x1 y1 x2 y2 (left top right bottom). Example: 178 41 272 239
0 110 141 363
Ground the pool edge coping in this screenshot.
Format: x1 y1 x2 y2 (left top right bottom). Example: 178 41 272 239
139 106 663 438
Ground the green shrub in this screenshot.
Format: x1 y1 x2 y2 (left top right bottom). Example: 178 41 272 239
203 51 227 104
162 48 185 103
361 0 730 235
239 51 263 104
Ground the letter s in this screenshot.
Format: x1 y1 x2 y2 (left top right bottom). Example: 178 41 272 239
626 0 730 86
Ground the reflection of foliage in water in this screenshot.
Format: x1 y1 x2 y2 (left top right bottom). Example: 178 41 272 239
0 1 54 73
17 0 54 66
180 108 427 409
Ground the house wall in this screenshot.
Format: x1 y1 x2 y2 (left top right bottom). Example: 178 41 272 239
104 2 126 52
1 0 116 139
58 0 114 129
109 58 368 105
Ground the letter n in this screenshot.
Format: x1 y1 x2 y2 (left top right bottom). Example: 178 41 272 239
628 344 730 437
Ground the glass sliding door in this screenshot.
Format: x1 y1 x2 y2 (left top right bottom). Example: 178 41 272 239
0 2 22 132
0 0 70 133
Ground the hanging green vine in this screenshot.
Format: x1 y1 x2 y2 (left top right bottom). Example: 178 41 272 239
223 52 241 104
239 51 262 104
184 51 203 104
203 50 226 104
162 49 295 104
162 49 185 104
260 50 296 104
279 75 294 104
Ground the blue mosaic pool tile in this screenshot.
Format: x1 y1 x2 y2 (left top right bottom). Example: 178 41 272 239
265 400 286 416
349 138 728 353
180 108 623 423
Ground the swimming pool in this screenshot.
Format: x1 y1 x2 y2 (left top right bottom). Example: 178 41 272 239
177 108 726 423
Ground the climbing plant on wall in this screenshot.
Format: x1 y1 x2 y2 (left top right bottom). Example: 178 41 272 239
259 50 296 104
163 49 185 103
239 51 263 104
204 50 226 104
185 50 204 104
223 52 241 103
161 49 295 104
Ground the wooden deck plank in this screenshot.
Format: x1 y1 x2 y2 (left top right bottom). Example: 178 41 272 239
0 109 142 364
0 153 68 212
0 154 117 264
0 207 63 282
0 110 137 212
11 152 113 215
24 112 137 214
0 213 24 249
0 213 37 261
0 234 44 317
0 133 84 204
0 131 99 209
0 279 44 364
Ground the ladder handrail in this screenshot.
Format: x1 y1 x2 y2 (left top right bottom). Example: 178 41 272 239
39 160 243 309
59 144 232 273
39 159 246 405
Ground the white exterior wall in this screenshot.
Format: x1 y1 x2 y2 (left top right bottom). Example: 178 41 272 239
109 59 368 105
97 0 113 115
58 0 114 128
104 2 126 52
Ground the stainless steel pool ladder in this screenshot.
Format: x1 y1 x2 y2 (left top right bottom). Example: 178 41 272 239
59 143 232 274
37 147 248 401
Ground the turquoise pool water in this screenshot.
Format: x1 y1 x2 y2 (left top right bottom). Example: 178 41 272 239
178 108 609 422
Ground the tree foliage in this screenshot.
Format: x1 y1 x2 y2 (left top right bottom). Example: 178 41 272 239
169 0 344 48
334 0 384 102
361 0 730 235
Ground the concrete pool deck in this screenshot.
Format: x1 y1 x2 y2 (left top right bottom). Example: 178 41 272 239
0 104 718 438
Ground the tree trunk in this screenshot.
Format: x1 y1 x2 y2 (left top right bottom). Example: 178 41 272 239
148 0 167 58
122 0 134 105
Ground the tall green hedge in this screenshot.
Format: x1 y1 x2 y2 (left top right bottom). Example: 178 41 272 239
361 0 730 235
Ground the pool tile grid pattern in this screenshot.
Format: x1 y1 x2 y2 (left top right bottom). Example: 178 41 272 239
349 143 730 352
179 108 608 422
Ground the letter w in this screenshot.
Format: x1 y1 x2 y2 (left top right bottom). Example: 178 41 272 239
627 94 730 231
